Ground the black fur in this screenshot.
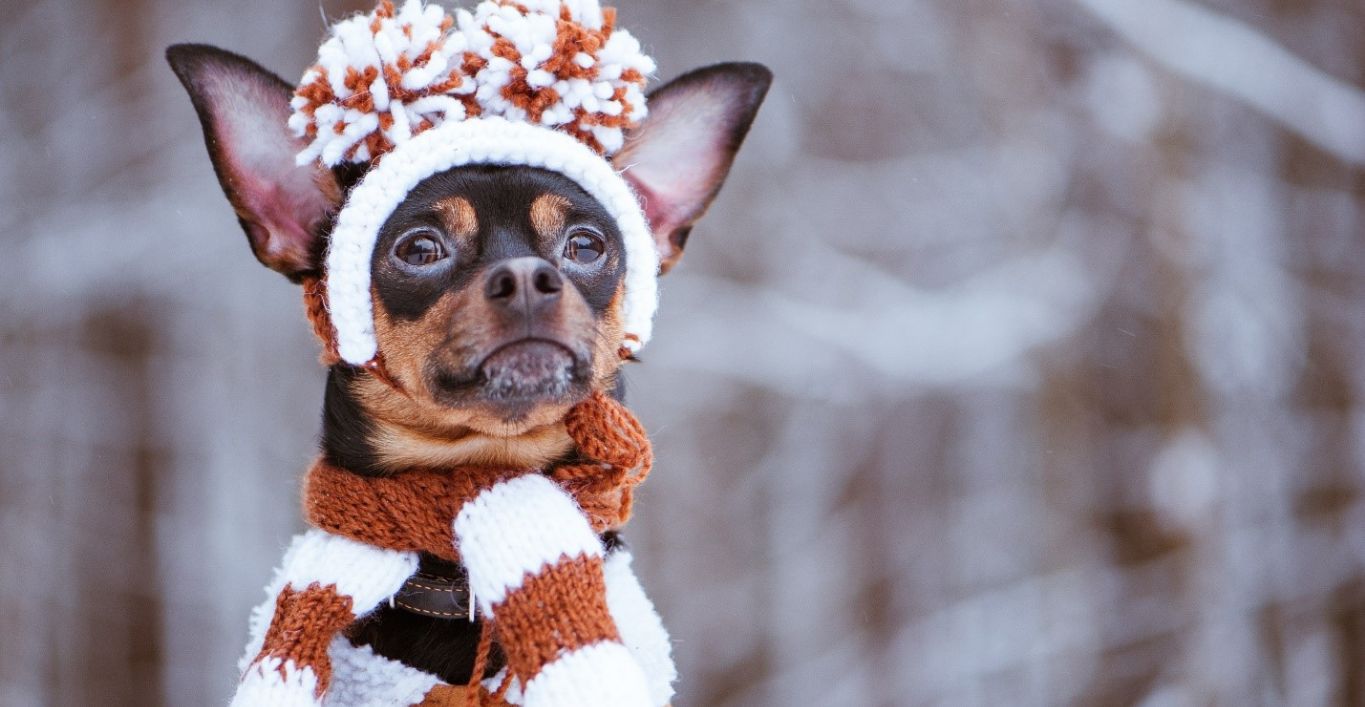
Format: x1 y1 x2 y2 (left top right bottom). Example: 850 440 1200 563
320 367 383 476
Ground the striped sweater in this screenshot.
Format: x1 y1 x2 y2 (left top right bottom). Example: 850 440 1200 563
231 395 675 706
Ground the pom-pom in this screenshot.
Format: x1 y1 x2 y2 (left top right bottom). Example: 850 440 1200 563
289 0 478 166
289 0 655 166
459 0 655 155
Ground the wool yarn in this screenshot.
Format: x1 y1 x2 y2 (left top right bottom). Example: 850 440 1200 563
300 275 342 366
289 0 652 165
232 392 674 706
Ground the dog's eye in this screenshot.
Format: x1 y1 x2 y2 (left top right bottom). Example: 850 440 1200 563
563 228 605 265
393 230 448 267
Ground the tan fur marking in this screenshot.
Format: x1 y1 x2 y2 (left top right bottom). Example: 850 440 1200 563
363 288 578 469
370 417 574 470
529 193 570 242
434 196 479 245
370 285 463 395
589 283 628 390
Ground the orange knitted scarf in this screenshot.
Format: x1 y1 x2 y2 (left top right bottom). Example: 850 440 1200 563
303 391 652 703
304 390 654 560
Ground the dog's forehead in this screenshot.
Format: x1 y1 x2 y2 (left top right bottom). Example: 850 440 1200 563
391 165 612 230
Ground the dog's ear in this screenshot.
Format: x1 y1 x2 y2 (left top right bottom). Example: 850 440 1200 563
615 63 772 274
166 44 340 280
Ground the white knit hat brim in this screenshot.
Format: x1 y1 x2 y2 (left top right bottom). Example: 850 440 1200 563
325 116 659 366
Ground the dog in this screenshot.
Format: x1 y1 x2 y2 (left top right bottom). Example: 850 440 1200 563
166 6 769 702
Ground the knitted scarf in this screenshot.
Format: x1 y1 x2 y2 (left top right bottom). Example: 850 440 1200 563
231 392 675 707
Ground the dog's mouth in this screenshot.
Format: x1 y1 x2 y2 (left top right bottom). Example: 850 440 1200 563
480 339 578 397
430 338 591 417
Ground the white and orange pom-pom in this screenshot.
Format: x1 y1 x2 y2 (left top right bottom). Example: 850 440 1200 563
289 0 478 166
457 0 655 155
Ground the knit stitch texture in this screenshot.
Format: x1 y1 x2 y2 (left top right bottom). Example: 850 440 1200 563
232 392 674 706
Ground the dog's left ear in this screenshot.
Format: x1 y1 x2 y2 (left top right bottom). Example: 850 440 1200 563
615 63 772 274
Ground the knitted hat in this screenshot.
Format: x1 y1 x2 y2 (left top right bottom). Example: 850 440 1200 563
290 0 658 366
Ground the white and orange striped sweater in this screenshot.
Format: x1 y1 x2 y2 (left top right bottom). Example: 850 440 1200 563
231 395 675 706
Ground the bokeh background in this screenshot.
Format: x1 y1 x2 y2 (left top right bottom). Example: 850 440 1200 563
4 0 1365 705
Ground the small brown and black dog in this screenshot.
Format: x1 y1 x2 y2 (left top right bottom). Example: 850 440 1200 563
166 40 768 685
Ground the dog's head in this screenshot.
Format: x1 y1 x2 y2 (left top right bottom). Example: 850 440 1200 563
167 44 769 469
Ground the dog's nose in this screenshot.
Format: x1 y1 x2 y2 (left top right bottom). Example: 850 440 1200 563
484 257 563 311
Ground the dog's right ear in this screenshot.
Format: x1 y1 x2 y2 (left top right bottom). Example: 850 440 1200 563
166 44 339 281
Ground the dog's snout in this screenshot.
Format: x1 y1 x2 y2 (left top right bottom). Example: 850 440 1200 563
484 257 563 310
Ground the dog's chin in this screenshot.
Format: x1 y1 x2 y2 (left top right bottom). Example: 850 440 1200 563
431 340 590 423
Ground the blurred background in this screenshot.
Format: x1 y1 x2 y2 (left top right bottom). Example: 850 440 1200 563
3 0 1365 704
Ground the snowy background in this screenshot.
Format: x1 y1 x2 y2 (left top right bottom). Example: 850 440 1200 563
3 0 1365 705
